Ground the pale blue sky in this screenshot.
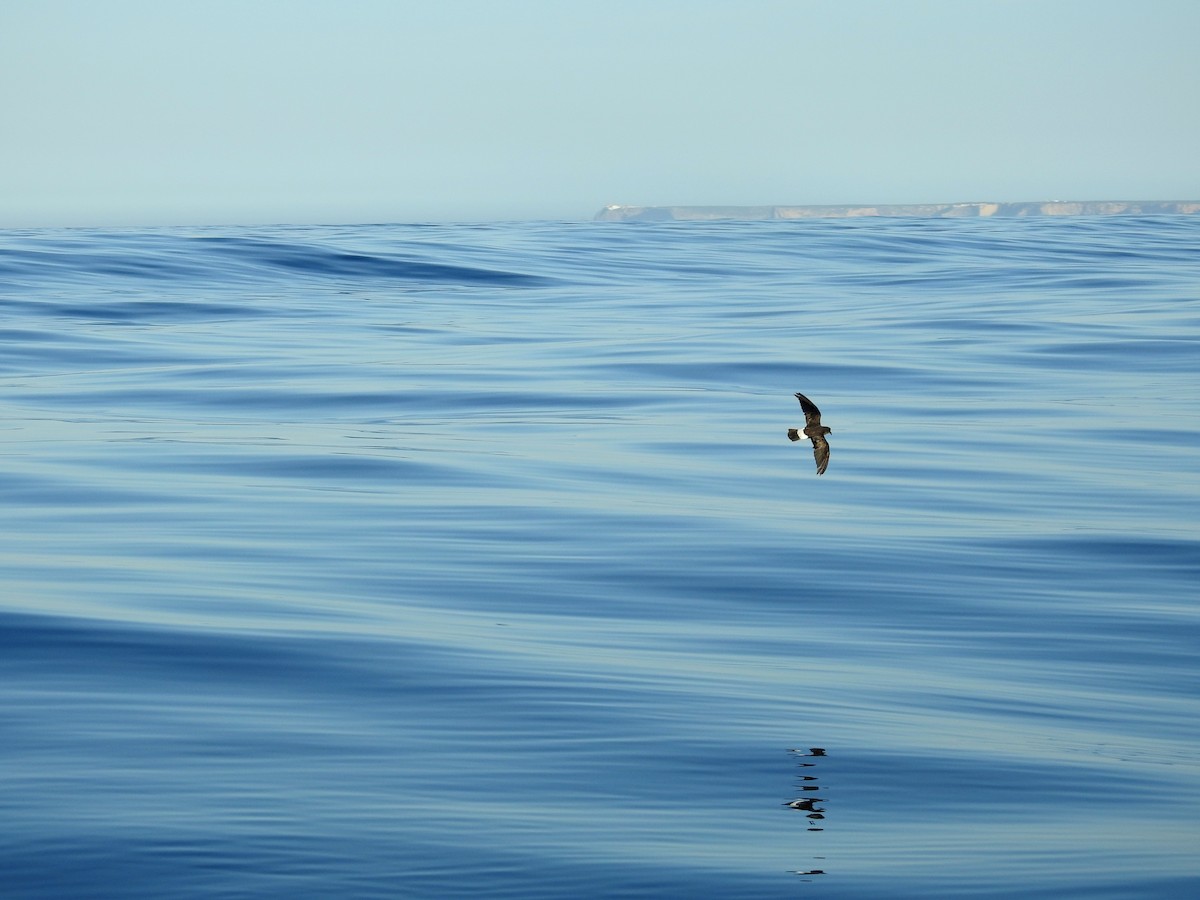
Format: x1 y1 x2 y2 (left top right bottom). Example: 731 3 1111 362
3 0 1197 226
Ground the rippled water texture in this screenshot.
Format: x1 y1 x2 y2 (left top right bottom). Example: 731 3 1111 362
2 217 1198 898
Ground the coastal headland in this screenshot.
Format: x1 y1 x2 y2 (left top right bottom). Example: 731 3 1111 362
595 200 1200 222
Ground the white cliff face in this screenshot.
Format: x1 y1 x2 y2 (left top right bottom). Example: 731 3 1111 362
595 200 1200 221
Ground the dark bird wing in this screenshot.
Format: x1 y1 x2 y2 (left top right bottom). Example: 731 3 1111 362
795 392 822 428
811 434 830 475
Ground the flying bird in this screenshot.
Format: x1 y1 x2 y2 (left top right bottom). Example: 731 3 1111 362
787 392 832 475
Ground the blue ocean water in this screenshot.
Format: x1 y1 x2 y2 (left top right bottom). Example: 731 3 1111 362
1 215 1197 899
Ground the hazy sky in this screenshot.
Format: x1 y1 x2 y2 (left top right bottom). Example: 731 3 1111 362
3 0 1197 226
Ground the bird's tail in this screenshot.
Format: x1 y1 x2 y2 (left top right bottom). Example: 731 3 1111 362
787 429 802 442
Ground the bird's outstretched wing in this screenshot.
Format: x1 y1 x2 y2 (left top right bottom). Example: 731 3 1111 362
811 434 830 475
795 392 822 429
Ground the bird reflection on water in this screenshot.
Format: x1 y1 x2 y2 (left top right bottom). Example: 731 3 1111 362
785 747 829 880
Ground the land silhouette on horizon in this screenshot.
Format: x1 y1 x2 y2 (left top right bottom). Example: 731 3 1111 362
595 200 1200 222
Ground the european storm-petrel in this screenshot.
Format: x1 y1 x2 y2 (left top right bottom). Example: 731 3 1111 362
787 392 832 475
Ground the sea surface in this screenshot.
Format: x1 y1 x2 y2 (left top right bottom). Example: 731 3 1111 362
1 215 1197 899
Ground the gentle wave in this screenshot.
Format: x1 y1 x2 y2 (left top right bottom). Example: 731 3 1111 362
1 216 1198 898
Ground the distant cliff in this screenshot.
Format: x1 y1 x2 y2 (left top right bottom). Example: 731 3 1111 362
594 200 1200 222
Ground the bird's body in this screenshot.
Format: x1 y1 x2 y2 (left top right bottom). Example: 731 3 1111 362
787 392 832 475
783 797 826 811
